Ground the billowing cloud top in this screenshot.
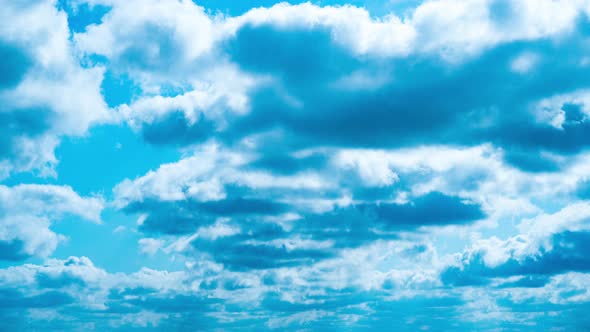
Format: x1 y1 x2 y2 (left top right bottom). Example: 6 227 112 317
2 0 590 330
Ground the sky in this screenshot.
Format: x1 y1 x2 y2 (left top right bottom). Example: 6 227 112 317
1 0 590 330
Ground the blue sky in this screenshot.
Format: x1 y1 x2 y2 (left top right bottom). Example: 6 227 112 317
2 0 590 330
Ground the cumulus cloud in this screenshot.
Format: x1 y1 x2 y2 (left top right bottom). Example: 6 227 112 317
441 202 590 287
0 0 111 177
111 141 491 272
4 0 590 330
71 0 590 163
0 185 104 260
0 253 450 330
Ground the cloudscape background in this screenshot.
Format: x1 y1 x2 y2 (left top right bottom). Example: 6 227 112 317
2 0 590 330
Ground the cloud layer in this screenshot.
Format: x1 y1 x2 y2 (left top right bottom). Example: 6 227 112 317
2 0 590 330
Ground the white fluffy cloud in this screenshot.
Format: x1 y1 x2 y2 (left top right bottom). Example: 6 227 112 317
0 0 110 177
76 0 215 63
0 184 104 259
334 145 590 214
69 0 590 138
74 0 590 65
227 0 588 59
119 64 257 133
0 255 188 312
453 201 590 270
74 0 221 94
114 142 331 206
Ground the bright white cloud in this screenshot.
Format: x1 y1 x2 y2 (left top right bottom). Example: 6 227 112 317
0 184 104 259
68 0 590 136
114 142 332 205
0 0 110 177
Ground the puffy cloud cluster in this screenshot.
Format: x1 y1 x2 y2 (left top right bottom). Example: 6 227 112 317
0 0 111 178
443 202 590 286
113 142 490 270
71 0 590 165
3 0 590 330
0 184 103 260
